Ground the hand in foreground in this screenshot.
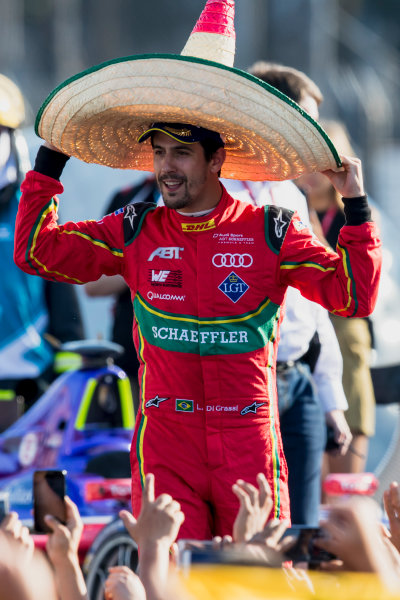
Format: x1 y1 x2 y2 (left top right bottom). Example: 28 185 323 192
0 528 57 600
314 497 400 588
322 155 364 198
0 511 34 564
119 473 184 551
45 496 83 566
104 566 146 600
119 474 184 600
325 409 352 456
45 497 88 600
383 481 400 554
232 473 273 542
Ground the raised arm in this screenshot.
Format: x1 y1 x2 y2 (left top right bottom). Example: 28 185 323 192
14 146 126 286
277 157 381 317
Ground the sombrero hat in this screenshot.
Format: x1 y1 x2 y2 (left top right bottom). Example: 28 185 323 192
0 74 25 129
35 0 340 181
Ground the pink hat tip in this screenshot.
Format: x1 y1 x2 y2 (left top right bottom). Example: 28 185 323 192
191 0 235 38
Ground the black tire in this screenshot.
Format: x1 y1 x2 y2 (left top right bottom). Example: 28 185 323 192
83 518 138 600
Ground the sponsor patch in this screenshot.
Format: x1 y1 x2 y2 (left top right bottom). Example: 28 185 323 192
181 219 216 232
265 206 293 254
212 233 255 245
241 401 266 415
145 395 169 408
147 291 186 302
123 201 156 245
176 399 194 412
293 219 307 232
151 325 248 344
274 209 288 238
218 271 249 303
148 269 183 287
148 247 184 261
212 253 253 268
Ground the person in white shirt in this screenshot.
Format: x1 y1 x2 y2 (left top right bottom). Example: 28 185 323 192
224 63 351 526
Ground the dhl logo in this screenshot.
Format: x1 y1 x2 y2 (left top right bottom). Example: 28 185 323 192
181 219 216 232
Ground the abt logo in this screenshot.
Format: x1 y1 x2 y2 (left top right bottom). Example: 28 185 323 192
148 247 184 261
151 270 170 282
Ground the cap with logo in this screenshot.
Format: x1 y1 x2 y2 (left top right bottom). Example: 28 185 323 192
138 123 224 146
35 0 340 181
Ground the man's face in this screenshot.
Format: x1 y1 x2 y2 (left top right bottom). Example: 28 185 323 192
152 132 220 212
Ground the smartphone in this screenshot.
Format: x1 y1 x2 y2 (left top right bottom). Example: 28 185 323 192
0 491 10 523
33 470 67 534
283 525 336 568
177 539 220 567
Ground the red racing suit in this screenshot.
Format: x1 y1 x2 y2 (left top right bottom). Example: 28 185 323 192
14 155 381 539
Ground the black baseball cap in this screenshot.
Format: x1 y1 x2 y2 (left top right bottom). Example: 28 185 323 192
137 122 224 146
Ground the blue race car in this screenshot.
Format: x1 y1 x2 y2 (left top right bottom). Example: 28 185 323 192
0 340 134 525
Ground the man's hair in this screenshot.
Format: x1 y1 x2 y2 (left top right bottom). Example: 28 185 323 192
248 61 323 106
150 133 224 175
199 137 224 163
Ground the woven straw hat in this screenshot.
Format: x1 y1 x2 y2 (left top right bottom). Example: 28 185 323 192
35 0 340 181
0 74 25 129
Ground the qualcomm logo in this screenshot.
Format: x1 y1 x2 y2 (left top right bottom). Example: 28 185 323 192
147 291 186 302
148 247 184 261
212 253 253 268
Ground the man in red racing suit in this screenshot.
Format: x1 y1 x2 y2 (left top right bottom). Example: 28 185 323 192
14 130 381 539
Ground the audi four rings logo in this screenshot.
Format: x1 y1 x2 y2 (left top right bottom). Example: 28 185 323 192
212 253 253 268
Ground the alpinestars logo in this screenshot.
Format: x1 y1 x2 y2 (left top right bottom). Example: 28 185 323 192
274 209 287 238
241 401 266 415
124 204 137 228
148 270 183 288
145 395 169 408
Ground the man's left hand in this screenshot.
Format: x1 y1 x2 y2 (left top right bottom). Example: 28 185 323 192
321 155 365 198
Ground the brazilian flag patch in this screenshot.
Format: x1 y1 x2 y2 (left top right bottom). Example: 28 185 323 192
175 399 194 412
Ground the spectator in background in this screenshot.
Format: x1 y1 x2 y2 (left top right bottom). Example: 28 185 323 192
85 175 158 415
0 74 84 431
298 119 376 474
224 62 351 526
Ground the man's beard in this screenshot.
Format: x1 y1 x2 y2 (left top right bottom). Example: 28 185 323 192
157 173 207 210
